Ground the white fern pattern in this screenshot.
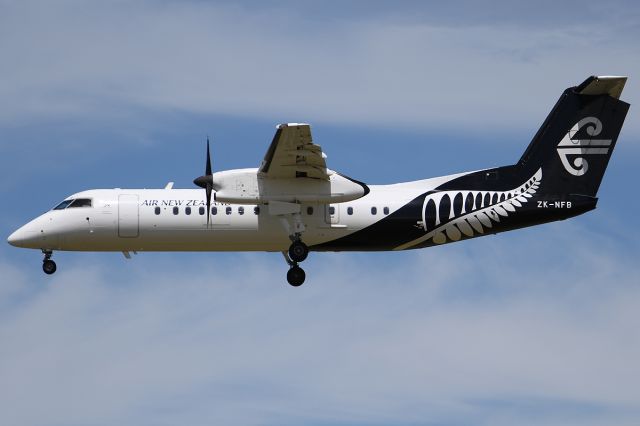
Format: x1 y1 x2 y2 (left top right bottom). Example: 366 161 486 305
395 168 542 250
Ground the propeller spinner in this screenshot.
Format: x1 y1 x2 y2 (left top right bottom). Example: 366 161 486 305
193 138 214 227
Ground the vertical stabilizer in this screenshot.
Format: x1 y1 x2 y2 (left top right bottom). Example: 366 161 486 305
518 76 629 197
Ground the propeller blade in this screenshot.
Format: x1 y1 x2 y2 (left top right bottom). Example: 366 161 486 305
206 137 212 228
205 137 212 176
193 137 214 228
205 184 211 228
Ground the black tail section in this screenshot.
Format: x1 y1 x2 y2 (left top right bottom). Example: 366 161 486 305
312 76 630 252
518 76 629 197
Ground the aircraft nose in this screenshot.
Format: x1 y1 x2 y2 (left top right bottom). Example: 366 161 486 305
7 228 29 247
7 228 26 247
7 223 43 248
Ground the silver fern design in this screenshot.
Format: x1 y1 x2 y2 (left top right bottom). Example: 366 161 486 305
395 168 542 250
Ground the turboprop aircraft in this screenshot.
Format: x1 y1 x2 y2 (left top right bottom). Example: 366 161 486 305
7 76 630 286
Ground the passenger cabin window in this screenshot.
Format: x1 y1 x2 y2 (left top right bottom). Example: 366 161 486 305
383 207 390 215
307 206 314 215
154 207 161 215
53 200 74 210
226 206 232 215
68 198 92 208
254 206 260 215
238 206 244 215
328 206 335 215
185 207 191 215
173 207 179 215
212 207 218 215
347 207 353 215
199 207 205 215
371 207 377 215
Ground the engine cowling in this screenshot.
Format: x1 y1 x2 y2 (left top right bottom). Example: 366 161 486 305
212 168 368 204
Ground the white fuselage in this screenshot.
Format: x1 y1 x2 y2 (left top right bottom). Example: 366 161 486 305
8 173 464 253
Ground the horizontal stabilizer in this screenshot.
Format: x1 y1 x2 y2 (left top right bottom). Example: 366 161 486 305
575 76 627 99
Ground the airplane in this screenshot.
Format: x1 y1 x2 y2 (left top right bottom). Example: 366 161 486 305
7 76 630 286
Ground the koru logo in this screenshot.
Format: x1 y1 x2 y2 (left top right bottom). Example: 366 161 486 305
557 117 611 176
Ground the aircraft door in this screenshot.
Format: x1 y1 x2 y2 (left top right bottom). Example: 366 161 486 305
325 204 340 224
118 194 139 237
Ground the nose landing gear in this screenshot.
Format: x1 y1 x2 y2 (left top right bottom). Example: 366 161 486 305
42 250 57 275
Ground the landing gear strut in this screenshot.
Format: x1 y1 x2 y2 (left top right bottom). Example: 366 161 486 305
276 210 310 286
42 250 57 275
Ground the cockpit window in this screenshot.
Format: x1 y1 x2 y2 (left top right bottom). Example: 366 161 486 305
68 198 92 208
53 200 74 210
53 198 92 210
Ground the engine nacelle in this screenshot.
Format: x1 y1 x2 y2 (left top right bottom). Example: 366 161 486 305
212 168 368 204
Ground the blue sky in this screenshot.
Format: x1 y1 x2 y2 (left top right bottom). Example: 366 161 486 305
1 1 639 425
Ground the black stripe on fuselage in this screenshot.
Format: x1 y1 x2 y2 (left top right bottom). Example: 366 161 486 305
311 193 429 251
311 166 598 252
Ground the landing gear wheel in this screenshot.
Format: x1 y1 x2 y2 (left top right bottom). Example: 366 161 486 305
43 259 57 275
287 265 306 287
288 240 309 263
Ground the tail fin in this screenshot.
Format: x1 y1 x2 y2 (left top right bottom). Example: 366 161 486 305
518 76 629 197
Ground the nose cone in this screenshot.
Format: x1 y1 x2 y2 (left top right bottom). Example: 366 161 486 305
7 219 49 249
8 227 27 247
7 225 37 248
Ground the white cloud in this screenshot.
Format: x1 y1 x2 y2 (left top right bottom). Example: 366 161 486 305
0 0 638 135
0 223 639 426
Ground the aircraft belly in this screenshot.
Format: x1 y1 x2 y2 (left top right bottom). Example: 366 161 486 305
133 225 360 252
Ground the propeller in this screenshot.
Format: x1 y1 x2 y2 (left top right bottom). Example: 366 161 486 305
193 137 213 227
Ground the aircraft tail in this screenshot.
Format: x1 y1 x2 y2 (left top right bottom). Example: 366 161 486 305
517 76 629 197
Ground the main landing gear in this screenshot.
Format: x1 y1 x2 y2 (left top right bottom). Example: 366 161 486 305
42 250 57 275
275 208 310 286
283 237 309 287
289 239 309 263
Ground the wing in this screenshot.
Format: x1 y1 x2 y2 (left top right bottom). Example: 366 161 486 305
258 123 329 180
